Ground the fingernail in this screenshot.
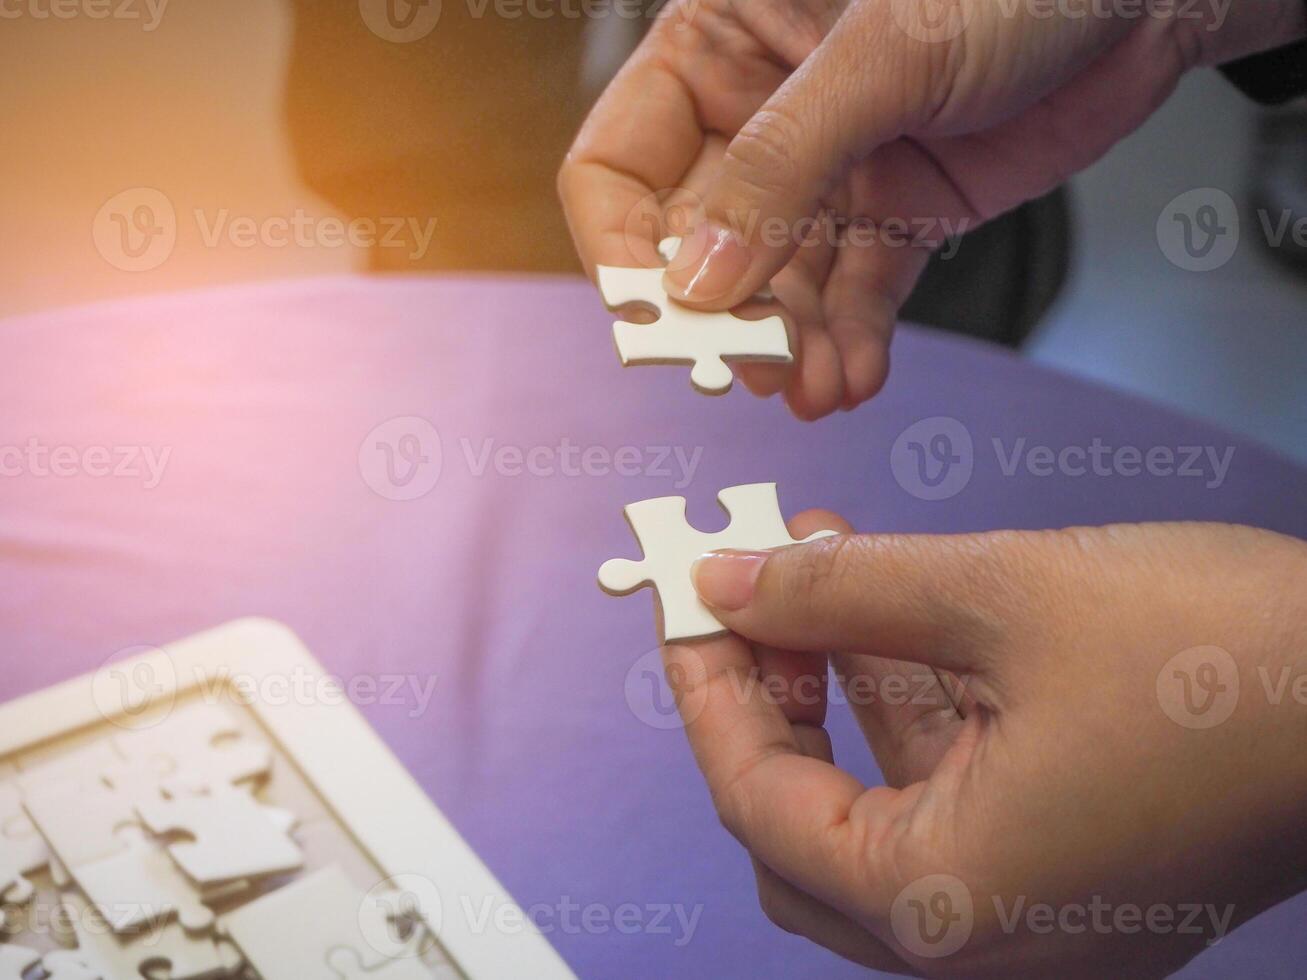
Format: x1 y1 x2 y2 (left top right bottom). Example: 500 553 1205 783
664 222 751 302
692 550 768 611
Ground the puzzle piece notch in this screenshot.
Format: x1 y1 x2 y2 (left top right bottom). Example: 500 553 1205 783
0 943 42 977
598 483 837 642
1 779 46 927
220 865 428 980
37 950 100 980
59 892 235 980
135 786 301 887
73 823 215 936
113 703 272 795
596 237 791 395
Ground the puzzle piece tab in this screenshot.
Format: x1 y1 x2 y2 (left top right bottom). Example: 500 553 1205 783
0 943 42 976
60 891 238 980
113 703 272 794
596 238 791 395
135 787 301 886
74 824 215 935
598 482 836 642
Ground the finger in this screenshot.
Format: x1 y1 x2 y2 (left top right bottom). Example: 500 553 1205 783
663 3 933 309
558 28 703 275
786 513 964 783
832 652 965 788
752 644 827 728
661 629 904 918
693 529 1047 675
751 857 910 973
734 229 834 399
784 317 845 421
821 234 923 410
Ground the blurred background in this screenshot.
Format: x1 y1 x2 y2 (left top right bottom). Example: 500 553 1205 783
1 0 1303 459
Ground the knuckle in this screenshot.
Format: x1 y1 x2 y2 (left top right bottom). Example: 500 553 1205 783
779 534 864 611
723 108 807 208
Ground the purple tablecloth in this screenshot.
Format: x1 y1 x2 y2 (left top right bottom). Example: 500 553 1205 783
3 277 1305 978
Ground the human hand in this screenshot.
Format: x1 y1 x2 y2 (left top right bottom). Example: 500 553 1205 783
559 0 1305 419
666 516 1307 976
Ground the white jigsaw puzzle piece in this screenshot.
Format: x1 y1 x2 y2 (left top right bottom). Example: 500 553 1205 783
37 950 99 980
0 943 42 977
74 824 215 935
0 779 46 921
220 865 425 980
135 786 301 886
114 703 272 794
60 891 232 980
596 237 791 395
598 482 836 642
20 771 143 871
328 946 432 980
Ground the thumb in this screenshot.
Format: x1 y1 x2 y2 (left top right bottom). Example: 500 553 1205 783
663 4 928 309
692 530 1042 675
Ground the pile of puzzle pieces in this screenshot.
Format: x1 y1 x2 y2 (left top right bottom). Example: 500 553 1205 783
1 703 437 979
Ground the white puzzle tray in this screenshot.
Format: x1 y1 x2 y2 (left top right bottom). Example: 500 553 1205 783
0 617 575 980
